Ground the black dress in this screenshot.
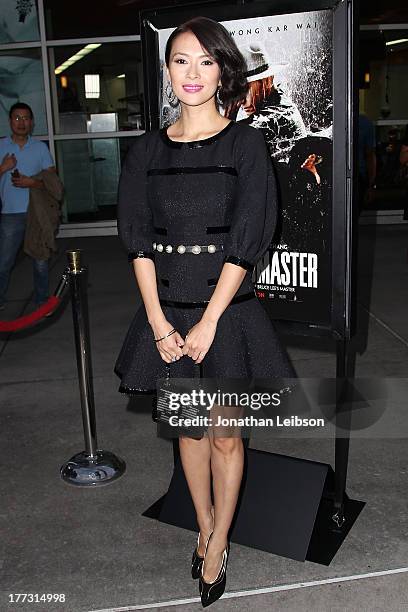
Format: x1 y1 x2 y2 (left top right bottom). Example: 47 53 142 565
114 120 295 393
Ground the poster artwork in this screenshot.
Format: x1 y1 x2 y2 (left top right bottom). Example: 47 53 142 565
158 10 333 324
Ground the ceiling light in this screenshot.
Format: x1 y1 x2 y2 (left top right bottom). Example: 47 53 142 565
54 43 102 75
386 38 408 46
85 74 100 98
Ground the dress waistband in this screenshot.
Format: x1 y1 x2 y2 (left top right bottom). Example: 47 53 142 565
153 242 223 254
159 291 256 308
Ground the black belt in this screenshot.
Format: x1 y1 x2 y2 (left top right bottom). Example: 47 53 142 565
159 291 256 308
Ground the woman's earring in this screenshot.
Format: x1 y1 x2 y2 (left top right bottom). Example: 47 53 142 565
216 86 223 106
165 82 179 108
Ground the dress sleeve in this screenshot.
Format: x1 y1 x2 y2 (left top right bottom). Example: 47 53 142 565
223 126 278 271
117 135 155 262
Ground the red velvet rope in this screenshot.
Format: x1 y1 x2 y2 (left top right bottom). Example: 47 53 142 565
0 295 61 332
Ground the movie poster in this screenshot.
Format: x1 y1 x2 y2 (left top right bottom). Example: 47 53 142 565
157 10 333 325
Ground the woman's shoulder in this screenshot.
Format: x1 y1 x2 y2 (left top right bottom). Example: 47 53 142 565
230 121 268 161
124 130 162 167
129 129 161 150
231 121 266 146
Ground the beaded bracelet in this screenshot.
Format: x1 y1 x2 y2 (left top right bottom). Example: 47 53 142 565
154 328 176 343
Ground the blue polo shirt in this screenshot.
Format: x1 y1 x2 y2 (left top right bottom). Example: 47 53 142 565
0 136 54 214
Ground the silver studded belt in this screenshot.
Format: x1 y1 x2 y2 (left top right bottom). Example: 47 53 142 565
153 242 223 254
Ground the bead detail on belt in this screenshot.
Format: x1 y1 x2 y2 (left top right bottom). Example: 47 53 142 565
152 243 223 254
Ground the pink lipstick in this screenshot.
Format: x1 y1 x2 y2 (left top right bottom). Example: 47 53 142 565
182 85 204 93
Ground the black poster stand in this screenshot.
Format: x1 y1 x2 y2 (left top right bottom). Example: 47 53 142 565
140 0 365 565
143 338 365 565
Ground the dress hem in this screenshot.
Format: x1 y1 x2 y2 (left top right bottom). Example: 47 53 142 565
118 384 156 395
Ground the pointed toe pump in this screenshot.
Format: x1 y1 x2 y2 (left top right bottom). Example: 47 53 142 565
191 531 209 579
199 532 230 607
192 508 214 580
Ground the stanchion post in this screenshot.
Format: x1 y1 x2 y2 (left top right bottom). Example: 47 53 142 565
60 249 126 486
67 249 97 457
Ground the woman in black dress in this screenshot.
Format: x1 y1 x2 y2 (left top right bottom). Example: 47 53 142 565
115 16 295 607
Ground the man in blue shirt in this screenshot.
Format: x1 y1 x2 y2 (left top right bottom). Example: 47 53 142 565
0 102 55 309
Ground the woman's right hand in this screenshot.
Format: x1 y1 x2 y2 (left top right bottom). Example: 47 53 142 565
150 318 185 364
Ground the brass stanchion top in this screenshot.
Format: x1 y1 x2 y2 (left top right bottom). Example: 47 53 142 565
67 250 83 273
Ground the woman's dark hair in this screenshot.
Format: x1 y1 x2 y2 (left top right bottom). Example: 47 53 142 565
9 102 33 119
164 16 248 107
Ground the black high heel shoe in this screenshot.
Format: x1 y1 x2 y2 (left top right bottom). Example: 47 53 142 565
192 508 214 580
199 532 230 608
191 531 210 579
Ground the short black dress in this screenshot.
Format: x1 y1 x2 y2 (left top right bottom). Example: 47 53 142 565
114 120 295 394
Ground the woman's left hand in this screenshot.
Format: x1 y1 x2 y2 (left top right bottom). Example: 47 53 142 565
182 319 217 363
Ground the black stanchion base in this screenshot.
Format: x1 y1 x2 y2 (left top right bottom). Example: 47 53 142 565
142 447 365 565
60 450 126 486
306 493 365 565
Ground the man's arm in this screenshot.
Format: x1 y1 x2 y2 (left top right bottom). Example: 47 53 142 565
400 144 408 167
0 153 17 176
31 166 57 189
364 118 377 202
365 147 377 188
12 166 57 189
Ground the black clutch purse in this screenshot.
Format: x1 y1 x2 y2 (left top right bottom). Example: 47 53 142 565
155 362 206 439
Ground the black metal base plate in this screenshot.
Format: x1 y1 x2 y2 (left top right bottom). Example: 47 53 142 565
142 447 365 565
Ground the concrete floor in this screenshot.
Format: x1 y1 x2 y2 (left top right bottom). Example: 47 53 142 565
1 225 407 612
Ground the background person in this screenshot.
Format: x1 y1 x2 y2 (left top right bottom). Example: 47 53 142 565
358 113 377 213
399 130 408 220
224 42 332 260
0 102 56 310
224 43 307 162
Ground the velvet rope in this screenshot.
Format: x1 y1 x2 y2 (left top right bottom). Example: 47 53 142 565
0 295 61 332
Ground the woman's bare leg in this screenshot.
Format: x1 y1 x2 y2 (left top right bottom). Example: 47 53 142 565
179 436 214 555
202 407 244 582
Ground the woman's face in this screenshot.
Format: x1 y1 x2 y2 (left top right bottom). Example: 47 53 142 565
166 31 221 108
